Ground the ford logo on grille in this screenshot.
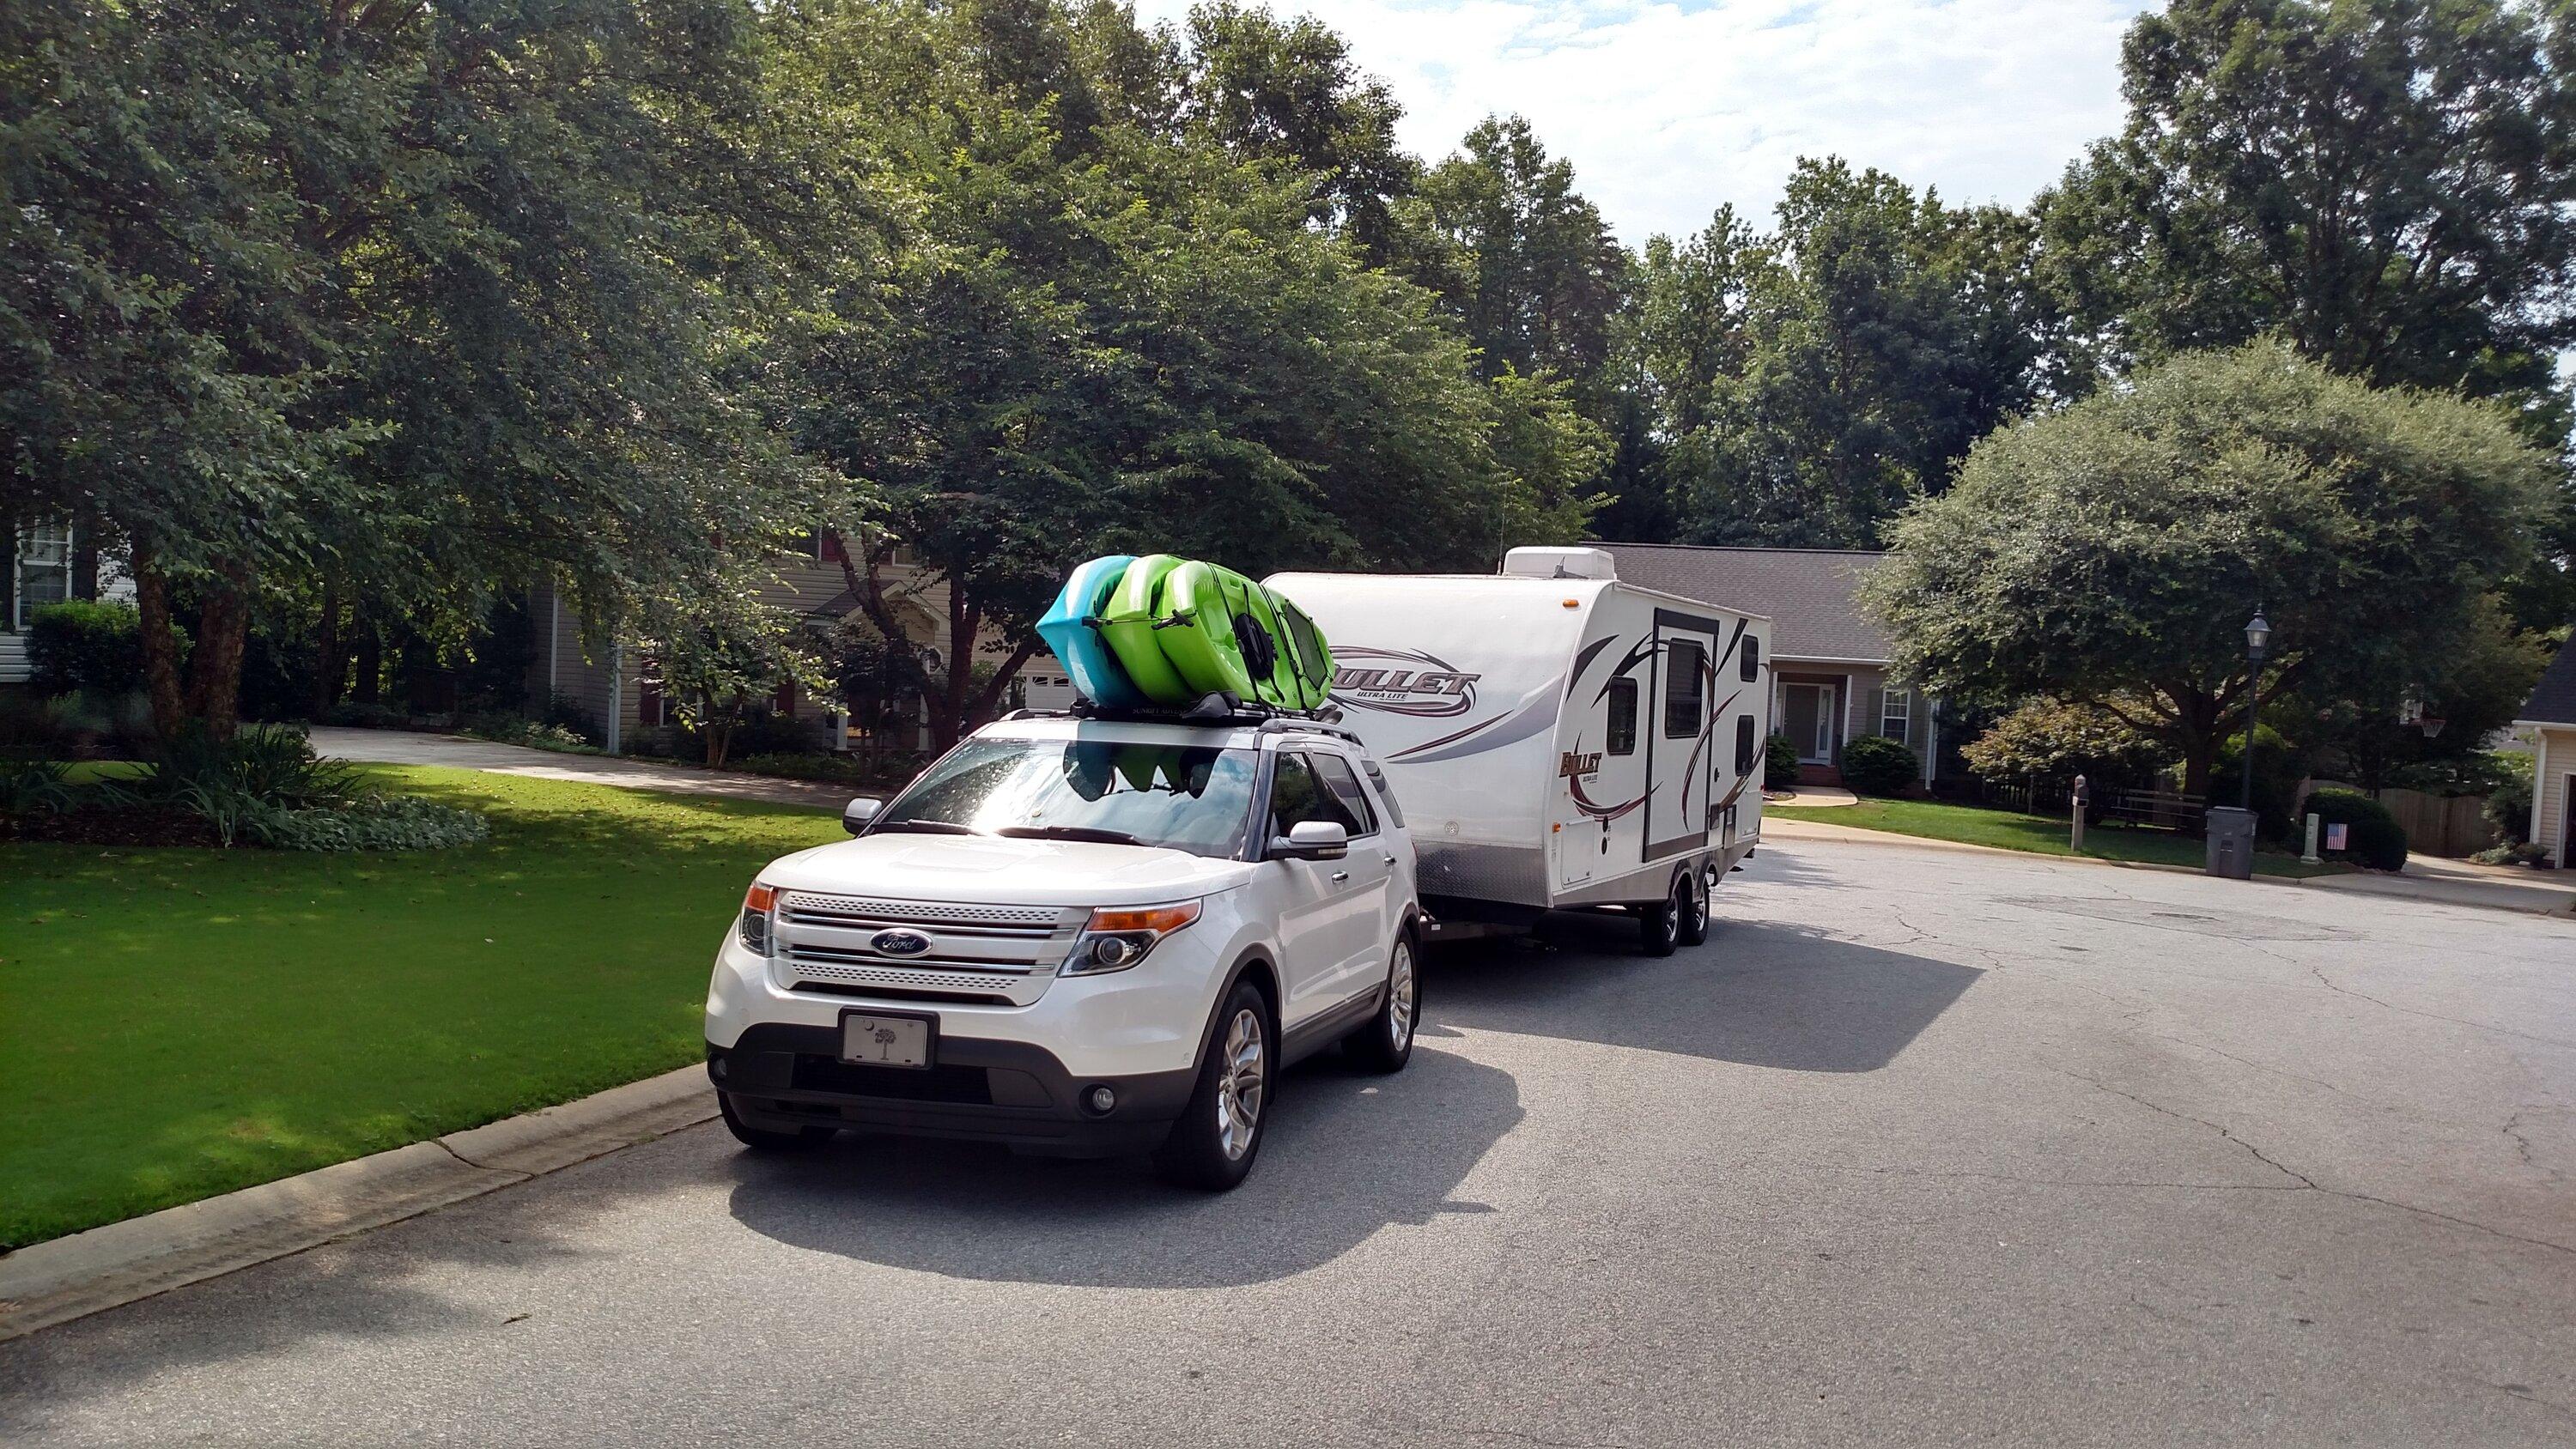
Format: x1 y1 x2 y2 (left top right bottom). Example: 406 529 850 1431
871 929 933 958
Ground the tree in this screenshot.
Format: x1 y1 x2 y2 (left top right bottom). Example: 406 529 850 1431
1422 116 1631 384
2038 0 2576 403
2 0 840 742
1634 161 2048 547
1867 343 2552 805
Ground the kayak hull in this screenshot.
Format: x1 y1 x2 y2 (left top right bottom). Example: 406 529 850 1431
1098 555 1197 706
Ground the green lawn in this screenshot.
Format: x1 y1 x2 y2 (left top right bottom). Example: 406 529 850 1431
1766 797 2343 878
1 766 841 1250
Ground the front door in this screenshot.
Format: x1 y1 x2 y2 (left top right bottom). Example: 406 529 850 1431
1782 683 1837 764
1261 749 1382 1027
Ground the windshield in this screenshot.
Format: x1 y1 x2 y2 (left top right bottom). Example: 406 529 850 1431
871 737 1259 859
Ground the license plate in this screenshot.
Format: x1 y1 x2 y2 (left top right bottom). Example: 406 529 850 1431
840 1012 933 1069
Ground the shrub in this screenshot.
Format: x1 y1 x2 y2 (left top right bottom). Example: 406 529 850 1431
26 601 176 694
248 796 490 852
455 713 598 754
2470 840 2549 867
2207 723 2306 840
731 751 885 785
1764 733 1801 790
2303 789 2409 870
1959 697 2174 784
541 693 604 745
1841 734 1921 797
2 759 77 814
323 700 411 729
2483 752 2535 845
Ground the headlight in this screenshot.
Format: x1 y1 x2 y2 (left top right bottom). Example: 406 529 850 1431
738 882 779 955
1061 900 1201 976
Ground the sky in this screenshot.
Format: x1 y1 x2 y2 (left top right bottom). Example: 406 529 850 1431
1133 0 2154 245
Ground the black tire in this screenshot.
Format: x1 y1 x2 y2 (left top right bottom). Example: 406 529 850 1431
1343 930 1419 1074
1637 873 1684 956
1154 979 1274 1191
1676 867 1711 948
718 1092 835 1152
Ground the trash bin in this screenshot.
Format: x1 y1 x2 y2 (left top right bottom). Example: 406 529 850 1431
2204 805 2257 880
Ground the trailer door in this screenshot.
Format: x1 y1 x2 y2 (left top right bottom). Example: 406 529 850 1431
1641 609 1741 864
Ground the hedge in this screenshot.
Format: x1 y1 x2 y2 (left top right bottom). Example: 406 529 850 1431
2302 789 2408 871
1841 734 1921 797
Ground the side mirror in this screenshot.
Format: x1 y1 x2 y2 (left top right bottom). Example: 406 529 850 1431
1272 820 1349 860
842 797 884 836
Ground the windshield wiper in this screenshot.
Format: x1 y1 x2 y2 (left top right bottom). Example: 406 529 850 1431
868 820 985 836
995 824 1147 846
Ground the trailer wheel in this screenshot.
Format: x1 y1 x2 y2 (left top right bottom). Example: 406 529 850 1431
1676 868 1710 948
1638 874 1685 956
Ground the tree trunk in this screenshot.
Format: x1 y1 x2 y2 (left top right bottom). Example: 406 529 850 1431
131 545 189 744
933 585 978 752
352 620 382 706
183 565 252 741
310 586 345 721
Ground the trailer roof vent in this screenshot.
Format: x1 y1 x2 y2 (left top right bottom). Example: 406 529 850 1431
1500 546 1619 581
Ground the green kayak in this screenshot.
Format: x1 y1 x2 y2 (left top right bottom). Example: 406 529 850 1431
1097 555 1197 705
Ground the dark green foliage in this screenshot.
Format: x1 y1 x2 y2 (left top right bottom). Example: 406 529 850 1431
2302 789 2408 871
26 603 158 694
1 760 76 814
1765 732 1801 790
2208 724 2306 840
249 797 490 853
1841 735 1921 797
2484 754 2535 845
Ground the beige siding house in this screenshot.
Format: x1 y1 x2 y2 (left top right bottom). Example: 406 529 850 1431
2517 646 2576 866
527 535 1024 754
1598 543 1939 788
2 518 132 686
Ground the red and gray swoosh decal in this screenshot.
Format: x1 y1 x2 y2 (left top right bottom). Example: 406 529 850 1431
1388 681 1562 764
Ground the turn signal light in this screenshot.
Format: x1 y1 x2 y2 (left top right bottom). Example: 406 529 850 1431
744 882 779 913
1084 902 1202 934
738 882 779 955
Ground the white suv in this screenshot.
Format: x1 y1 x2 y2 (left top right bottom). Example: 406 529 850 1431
705 714 1422 1189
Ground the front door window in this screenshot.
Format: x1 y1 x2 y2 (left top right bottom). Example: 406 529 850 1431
1781 683 1836 764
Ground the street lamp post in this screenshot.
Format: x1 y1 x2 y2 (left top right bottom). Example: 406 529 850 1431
2239 609 2269 812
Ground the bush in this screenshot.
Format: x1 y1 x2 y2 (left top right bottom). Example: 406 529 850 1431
731 751 887 785
2483 752 2535 845
1765 733 1801 790
2 759 77 814
27 601 176 694
455 713 598 754
1841 734 1921 797
248 796 490 852
2470 840 2549 867
541 693 604 746
2303 789 2409 871
2207 723 2306 840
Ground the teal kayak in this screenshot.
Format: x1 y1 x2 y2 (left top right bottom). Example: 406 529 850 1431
1036 554 1144 707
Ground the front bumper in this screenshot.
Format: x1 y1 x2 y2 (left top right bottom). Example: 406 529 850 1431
708 1023 1196 1157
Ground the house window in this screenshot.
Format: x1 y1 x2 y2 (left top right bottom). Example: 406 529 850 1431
1606 677 1638 755
1663 640 1705 737
1880 688 1911 745
14 521 72 630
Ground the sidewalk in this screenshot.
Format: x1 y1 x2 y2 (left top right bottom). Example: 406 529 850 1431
1761 815 2576 919
311 727 851 810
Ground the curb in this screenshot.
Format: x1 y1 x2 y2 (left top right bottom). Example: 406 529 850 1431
1759 818 2576 919
0 1065 716 1343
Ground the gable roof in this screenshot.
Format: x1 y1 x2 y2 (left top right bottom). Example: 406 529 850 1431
2521 643 2576 726
1596 543 1893 664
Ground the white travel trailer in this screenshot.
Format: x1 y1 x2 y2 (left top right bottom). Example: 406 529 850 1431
1268 547 1771 954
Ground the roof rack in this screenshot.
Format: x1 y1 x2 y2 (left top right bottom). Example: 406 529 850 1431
999 691 1360 742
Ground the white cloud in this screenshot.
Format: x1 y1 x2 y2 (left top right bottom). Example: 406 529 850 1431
1139 0 2149 243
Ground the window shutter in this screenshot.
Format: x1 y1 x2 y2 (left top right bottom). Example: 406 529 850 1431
1866 686 1886 740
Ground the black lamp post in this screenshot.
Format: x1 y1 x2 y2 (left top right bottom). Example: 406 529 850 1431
2239 609 2270 812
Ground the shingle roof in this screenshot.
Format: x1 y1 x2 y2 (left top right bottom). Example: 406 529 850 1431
1596 543 1893 664
2521 643 2576 726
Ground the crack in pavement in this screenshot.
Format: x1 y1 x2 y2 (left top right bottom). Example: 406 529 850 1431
2302 960 2576 1050
431 1138 528 1179
2047 1065 2576 1259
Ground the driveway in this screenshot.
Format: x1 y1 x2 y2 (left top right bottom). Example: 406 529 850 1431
4 835 2571 1446
311 727 853 810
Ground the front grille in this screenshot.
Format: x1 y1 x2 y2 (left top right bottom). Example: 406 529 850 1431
770 893 1084 1009
792 1055 994 1105
789 980 1015 1007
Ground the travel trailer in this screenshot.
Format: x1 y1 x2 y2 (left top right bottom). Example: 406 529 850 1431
1269 547 1771 953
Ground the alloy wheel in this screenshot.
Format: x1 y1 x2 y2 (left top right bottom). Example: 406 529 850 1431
1214 1008 1266 1161
1387 941 1416 1052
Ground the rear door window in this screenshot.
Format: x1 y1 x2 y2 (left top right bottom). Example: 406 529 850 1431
1360 759 1406 828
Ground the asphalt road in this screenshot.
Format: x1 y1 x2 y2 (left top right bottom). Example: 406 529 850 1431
6 837 2573 1447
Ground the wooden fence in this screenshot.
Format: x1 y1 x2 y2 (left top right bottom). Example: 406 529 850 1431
2364 788 2501 859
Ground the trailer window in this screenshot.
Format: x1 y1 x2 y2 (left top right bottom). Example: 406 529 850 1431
1741 634 1760 682
1735 714 1758 776
1664 640 1706 737
1606 677 1638 755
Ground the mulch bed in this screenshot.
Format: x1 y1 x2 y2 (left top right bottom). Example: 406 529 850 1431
0 806 225 849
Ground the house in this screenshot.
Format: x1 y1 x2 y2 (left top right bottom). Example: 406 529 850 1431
529 533 1042 754
1595 543 1939 788
2 518 132 687
2515 644 2576 866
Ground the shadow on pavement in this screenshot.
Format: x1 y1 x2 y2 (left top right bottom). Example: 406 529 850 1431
725 1044 1520 1288
1425 915 1980 1074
